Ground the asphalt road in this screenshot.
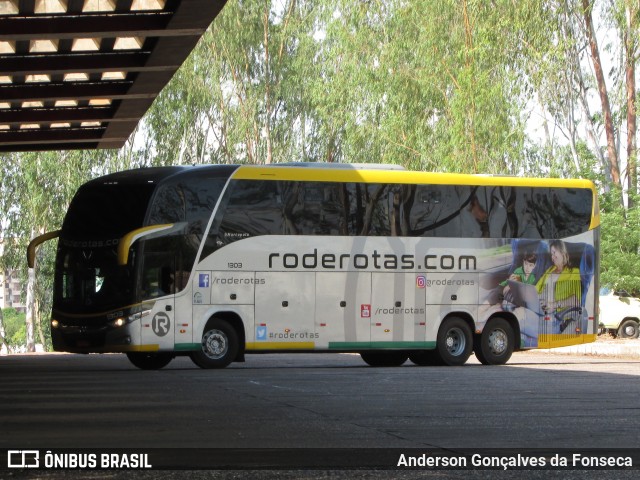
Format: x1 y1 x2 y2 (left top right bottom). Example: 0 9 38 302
1 350 639 479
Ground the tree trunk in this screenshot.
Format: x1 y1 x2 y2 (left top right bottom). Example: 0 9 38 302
25 264 36 352
0 308 8 355
263 5 273 165
582 0 621 186
625 1 637 205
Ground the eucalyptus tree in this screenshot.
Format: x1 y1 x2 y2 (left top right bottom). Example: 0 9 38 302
0 151 109 351
583 0 640 291
144 0 320 165
357 0 537 173
143 0 544 172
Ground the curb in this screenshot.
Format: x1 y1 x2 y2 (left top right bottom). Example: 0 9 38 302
530 339 640 358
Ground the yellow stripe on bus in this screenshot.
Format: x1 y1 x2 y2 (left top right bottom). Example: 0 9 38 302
538 334 597 348
129 344 160 352
246 342 316 350
232 165 596 190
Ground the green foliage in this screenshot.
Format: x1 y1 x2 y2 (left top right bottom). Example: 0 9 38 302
143 0 539 172
599 189 640 292
1 308 27 348
0 149 136 351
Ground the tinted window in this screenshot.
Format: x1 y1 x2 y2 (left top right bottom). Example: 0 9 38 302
148 177 226 237
63 183 155 238
283 182 348 235
343 183 392 236
217 180 282 242
543 187 593 238
140 176 227 297
409 185 476 237
447 186 593 239
201 179 594 256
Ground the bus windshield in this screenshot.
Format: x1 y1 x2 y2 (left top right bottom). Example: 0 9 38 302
55 244 134 312
54 182 156 313
53 168 232 314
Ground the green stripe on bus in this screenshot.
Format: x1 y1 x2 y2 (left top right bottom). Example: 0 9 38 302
328 341 436 349
174 343 200 351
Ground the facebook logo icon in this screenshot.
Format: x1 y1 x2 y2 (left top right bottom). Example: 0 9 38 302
199 273 210 288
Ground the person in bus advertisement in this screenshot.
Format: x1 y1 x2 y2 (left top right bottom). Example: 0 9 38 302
483 238 588 342
535 239 583 334
487 249 538 308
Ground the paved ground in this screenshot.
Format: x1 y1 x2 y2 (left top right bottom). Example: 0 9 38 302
1 337 639 479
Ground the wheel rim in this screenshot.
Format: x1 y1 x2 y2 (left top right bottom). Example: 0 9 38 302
623 324 637 337
444 327 467 357
202 329 228 359
488 328 508 355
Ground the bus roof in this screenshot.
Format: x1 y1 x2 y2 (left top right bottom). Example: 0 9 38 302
83 165 237 187
232 164 596 191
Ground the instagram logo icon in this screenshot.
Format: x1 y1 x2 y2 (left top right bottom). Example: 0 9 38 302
416 275 426 289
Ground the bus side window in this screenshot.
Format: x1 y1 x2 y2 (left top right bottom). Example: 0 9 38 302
385 184 416 237
318 183 348 235
547 188 593 238
519 188 553 239
481 186 520 238
345 183 391 236
218 180 282 242
410 185 462 237
145 178 226 297
148 184 186 227
286 182 345 235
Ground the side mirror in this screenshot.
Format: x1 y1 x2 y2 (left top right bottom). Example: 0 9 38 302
117 224 174 266
27 230 60 268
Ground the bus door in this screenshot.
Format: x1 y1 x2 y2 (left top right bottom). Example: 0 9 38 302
370 273 426 345
138 244 176 351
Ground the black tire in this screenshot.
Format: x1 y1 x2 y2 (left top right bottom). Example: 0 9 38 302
190 318 239 369
408 350 442 366
360 351 408 367
474 318 515 365
617 319 640 339
126 352 173 370
436 317 473 366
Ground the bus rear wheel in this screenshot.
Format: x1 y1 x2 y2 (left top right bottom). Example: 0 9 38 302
474 318 515 365
360 351 408 367
436 317 473 366
126 352 173 370
190 318 239 369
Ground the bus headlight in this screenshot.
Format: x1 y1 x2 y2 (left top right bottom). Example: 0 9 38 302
51 319 59 329
110 317 126 328
110 310 151 328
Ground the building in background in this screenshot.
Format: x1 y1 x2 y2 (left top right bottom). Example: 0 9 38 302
0 239 25 313
0 269 25 313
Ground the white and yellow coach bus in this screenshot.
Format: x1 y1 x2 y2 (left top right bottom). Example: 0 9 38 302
28 163 599 369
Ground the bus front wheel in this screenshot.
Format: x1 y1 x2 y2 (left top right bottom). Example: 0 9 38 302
190 318 239 369
126 352 173 370
436 317 473 366
474 318 515 365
